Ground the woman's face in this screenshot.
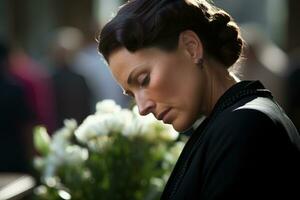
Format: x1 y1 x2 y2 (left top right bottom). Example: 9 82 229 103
108 46 206 132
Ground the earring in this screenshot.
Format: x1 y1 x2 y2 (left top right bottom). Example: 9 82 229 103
196 57 204 69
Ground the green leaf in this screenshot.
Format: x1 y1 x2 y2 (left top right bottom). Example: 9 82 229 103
34 126 51 156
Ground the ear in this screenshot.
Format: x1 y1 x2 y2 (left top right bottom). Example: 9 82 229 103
178 30 204 63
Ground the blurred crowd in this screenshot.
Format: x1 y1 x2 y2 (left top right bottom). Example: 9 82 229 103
0 26 130 174
1 23 300 174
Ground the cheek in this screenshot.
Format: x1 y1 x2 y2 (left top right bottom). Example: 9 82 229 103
150 68 179 101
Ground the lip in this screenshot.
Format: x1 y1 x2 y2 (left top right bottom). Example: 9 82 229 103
157 108 172 121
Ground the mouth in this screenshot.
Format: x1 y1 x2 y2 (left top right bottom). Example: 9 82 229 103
157 108 172 122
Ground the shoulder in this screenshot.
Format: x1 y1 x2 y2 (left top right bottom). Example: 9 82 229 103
215 96 285 132
193 99 300 200
204 97 293 151
213 101 278 134
204 97 299 156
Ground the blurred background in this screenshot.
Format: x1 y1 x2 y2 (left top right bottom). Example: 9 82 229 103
0 0 300 198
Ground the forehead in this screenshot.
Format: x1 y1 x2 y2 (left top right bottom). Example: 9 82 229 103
107 48 145 89
108 48 142 74
108 47 160 67
108 47 160 83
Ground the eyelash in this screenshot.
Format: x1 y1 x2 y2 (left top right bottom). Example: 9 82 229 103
139 74 150 87
123 73 150 98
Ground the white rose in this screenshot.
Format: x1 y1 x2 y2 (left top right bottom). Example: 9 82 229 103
87 136 111 152
74 125 94 143
122 119 140 137
132 105 139 116
138 113 156 131
158 124 179 141
100 113 125 134
63 119 77 131
96 99 121 114
65 145 88 164
52 127 72 146
75 115 110 143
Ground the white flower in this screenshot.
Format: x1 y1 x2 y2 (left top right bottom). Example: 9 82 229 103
63 119 77 131
43 154 61 179
132 105 139 116
43 176 59 187
170 141 185 156
65 145 88 164
122 119 141 137
75 115 110 143
34 157 46 170
158 124 179 141
117 109 134 127
35 99 183 195
150 177 165 188
96 99 121 114
58 190 71 200
87 136 112 152
34 185 48 196
133 105 178 138
121 111 141 137
51 127 72 157
137 113 157 134
76 107 135 143
100 112 125 134
52 126 72 146
82 169 91 179
42 145 88 179
163 141 185 167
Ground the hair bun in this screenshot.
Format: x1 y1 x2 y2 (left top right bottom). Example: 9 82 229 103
98 0 244 67
207 11 243 67
211 11 231 29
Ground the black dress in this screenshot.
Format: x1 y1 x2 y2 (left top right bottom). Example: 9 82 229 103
161 81 300 200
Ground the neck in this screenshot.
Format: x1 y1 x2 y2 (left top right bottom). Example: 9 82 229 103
202 59 239 116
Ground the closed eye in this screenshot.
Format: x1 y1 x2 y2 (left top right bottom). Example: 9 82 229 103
138 73 150 87
123 90 134 98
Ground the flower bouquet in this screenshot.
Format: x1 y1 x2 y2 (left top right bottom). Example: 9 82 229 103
33 100 185 200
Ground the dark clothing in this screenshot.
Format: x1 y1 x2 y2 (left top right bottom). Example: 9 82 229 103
161 81 300 200
287 66 300 132
0 75 33 172
52 67 91 128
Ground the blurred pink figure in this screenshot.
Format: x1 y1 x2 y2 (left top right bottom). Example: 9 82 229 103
9 48 56 133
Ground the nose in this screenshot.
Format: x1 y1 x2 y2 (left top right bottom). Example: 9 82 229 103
135 92 155 116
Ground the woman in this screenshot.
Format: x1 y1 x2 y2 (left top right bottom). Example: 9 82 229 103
98 0 300 199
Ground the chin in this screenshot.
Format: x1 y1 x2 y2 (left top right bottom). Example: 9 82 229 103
172 120 194 133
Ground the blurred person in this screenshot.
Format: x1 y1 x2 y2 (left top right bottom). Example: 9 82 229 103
9 47 56 133
98 0 300 199
0 40 34 173
50 27 92 128
239 23 289 108
286 48 300 132
72 22 130 109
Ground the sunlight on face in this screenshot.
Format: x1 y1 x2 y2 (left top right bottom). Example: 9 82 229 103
108 47 205 132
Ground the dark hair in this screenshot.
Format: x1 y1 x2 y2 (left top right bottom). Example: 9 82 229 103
98 0 243 68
